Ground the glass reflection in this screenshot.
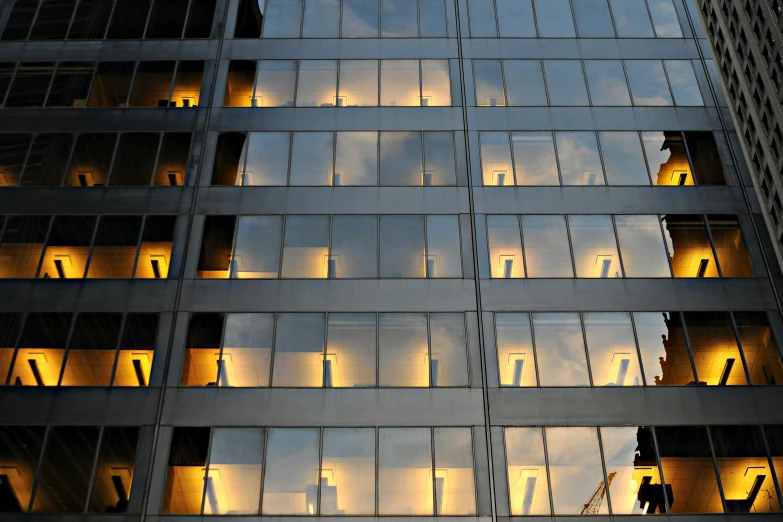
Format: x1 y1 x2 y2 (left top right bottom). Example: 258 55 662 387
0 426 44 513
495 313 537 387
641 132 694 186
544 61 589 106
380 216 425 278
534 0 575 37
330 216 378 278
468 0 497 37
378 428 433 514
648 0 683 37
474 60 505 107
614 215 671 277
338 61 378 107
504 427 550 515
272 314 325 387
325 314 376 387
320 428 375 514
380 132 422 186
253 61 296 107
262 428 320 515
335 132 377 185
232 216 282 279
512 132 559 185
302 0 340 38
381 60 420 106
379 313 429 387
599 132 650 185
290 132 334 186
568 215 621 278
734 312 783 385
423 132 456 185
481 132 513 186
219 313 273 387
555 132 604 185
281 216 330 279
532 313 589 386
665 60 703 106
661 215 718 278
707 216 754 277
521 215 574 277
584 60 632 106
421 60 451 106
342 0 379 37
425 216 461 278
382 0 418 37
683 312 748 386
262 0 302 38
609 0 654 36
429 314 468 386
545 427 607 514
504 61 547 106
497 0 536 36
633 312 695 386
583 313 643 386
241 132 290 186
297 60 337 107
487 215 524 279
625 60 673 106
573 0 615 37
204 428 264 515
433 428 476 515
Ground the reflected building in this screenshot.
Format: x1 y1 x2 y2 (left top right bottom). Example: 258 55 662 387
1 0 783 519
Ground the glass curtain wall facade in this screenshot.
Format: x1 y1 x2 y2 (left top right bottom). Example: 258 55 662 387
1 0 783 520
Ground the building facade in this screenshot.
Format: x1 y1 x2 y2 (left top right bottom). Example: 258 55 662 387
1 0 783 520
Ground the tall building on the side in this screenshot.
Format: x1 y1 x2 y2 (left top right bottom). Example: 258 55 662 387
1 0 783 520
692 0 783 269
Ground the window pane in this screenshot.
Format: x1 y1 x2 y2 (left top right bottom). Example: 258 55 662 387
569 215 621 278
583 312 643 386
512 132 558 185
434 428 475 514
642 131 694 185
302 0 340 37
243 132 290 186
0 216 51 278
708 216 753 277
382 0 418 37
521 215 573 277
89 427 139 513
0 426 45 513
32 427 99 512
290 132 334 186
128 61 175 107
609 0 654 37
10 313 70 386
378 428 433 514
34 0 75 38
662 215 718 277
161 427 210 514
555 132 604 185
155 132 190 187
87 62 134 108
534 0 575 37
19 133 72 186
545 427 606 514
39 216 96 279
147 0 187 39
204 428 264 515
342 0 379 37
429 313 467 386
615 215 671 277
468 0 497 37
281 216 330 278
764 426 783 512
655 426 723 513
224 61 255 106
321 428 376 514
711 426 780 513
330 215 378 278
487 215 524 279
648 0 682 37
335 132 378 185
497 0 536 37
532 313 589 386
0 134 30 186
66 0 111 38
109 133 159 186
169 62 204 108
601 427 667 514
263 0 303 37
1 1 37 40
381 60 420 106
114 313 157 387
573 0 615 37
504 428 550 515
380 215 425 278
625 60 673 105
262 428 320 514
338 60 379 107
598 132 649 185
134 216 175 280
296 60 337 107
734 312 783 386
232 216 282 279
60 313 122 386
665 60 703 105
474 60 505 106
584 60 632 106
272 314 325 387
633 311 694 386
684 132 727 185
420 0 447 37
108 0 151 39
181 313 223 386
220 313 273 387
423 132 456 185
495 313 537 387
380 132 422 185
66 133 116 187
504 61 547 106
684 312 748 386
0 313 22 385
325 313 376 387
544 60 588 106
480 131 513 186
254 61 296 107
426 216 461 278
379 313 429 386
421 60 451 106
5 63 54 107
46 62 94 108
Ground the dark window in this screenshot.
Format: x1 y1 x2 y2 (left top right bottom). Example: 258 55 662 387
129 61 175 107
184 0 216 37
107 0 152 39
181 313 223 386
0 63 15 103
4 62 55 107
1 0 38 40
684 132 727 185
170 61 203 107
87 62 135 108
234 0 263 38
161 427 211 513
114 313 158 386
29 0 76 40
197 216 236 278
109 133 160 186
19 133 73 186
0 134 32 186
223 60 256 107
68 0 113 39
0 426 45 512
146 0 188 38
0 313 23 386
65 133 117 187
135 215 176 279
211 133 246 185
45 62 94 108
155 133 191 186
0 216 51 278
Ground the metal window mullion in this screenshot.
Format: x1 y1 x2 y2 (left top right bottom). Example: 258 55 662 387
420 131 426 187
33 215 56 278
228 215 241 279
25 0 45 40
124 61 142 107
83 426 106 512
0 208 7 247
213 309 230 388
518 215 528 278
550 130 564 186
316 427 324 513
419 59 424 106
727 311 754 384
618 57 637 108
81 215 103 279
527 312 542 387
610 214 627 278
705 426 730 513
285 130 294 186
376 213 381 280
338 0 344 38
101 0 120 39
579 312 596 387
660 59 681 107
423 213 429 279
64 0 83 39
323 313 330 388
200 427 216 514
461 312 469 386
426 312 433 387
26 425 51 512
430 427 437 515
327 212 333 282
2 310 27 386
679 129 701 185
563 214 578 278
416 0 421 37
655 214 676 277
56 312 81 386
702 214 725 277
643 0 659 38
594 427 615 515
40 61 60 108
140 0 156 39
335 60 340 109
679 311 703 385
376 131 381 186
540 426 556 516
374 427 379 515
592 130 612 186
1 63 20 107
566 0 579 37
130 214 147 278
256 427 268 514
375 312 379 387
180 0 197 38
108 311 131 386
628 312 651 386
268 313 279 387
166 61 179 104
604 0 620 37
80 61 101 109
759 425 783 512
649 427 672 513
633 131 655 185
331 131 337 188
506 130 518 186
57 131 79 187
499 59 509 106
15 132 36 186
148 132 166 187
103 131 124 186
238 131 252 186
581 60 596 107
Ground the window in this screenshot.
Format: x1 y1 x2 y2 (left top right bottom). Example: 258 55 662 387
642 131 694 185
504 61 547 106
108 134 159 186
487 216 524 279
380 216 425 278
59 314 122 386
0 216 51 278
162 427 211 513
423 132 456 185
661 215 718 277
85 217 141 278
253 60 296 107
504 428 550 514
573 0 615 37
511 132 558 185
379 313 429 387
480 132 513 186
338 60 379 107
583 312 643 386
381 60 420 106
421 60 451 106
69 0 114 39
0 426 45 512
532 313 589 386
419 0 447 37
495 313 537 387
272 314 325 387
325 314 376 387
764 426 783 510
113 314 158 387
296 60 337 107
20 134 72 186
534 0 575 37
426 216 461 278
212 133 246 185
664 60 704 106
320 428 376 514
203 428 264 514
555 132 604 185
569 215 621 278
46 62 93 108
474 60 505 107
521 215 573 277
684 132 727 184
224 61 255 106
180 313 223 386
218 313 273 387
0 134 29 186
262 428 320 514
544 61 589 106
429 313 468 386
633 311 695 386
38 216 95 279
342 0 379 37
609 0 655 37
433 427 476 514
584 60 632 106
155 133 191 186
89 427 140 513
2 1 38 40
382 0 418 37
0 313 23 386
497 0 536 37
614 215 671 277
170 61 203 107
380 132 422 185
648 0 683 37
625 60 673 105
335 132 378 185
302 0 340 38
4 62 55 108
107 0 151 39
128 62 176 107
598 132 649 184
243 133 290 185
281 216 330 278
330 216 378 277
378 428 432 514
545 427 606 514
290 132 333 186
734 312 783 385
66 133 116 187
262 0 303 38
468 0 497 37
683 312 748 386
87 62 135 108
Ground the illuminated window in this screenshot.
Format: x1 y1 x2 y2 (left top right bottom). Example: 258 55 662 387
65 133 116 187
480 132 513 186
434 427 476 514
197 216 236 279
60 314 123 386
320 428 376 514
180 313 224 386
272 314 325 387
38 216 95 279
215 313 272 388
421 60 451 106
161 427 210 514
203 428 264 515
338 60 379 107
381 60 420 106
707 216 754 277
89 427 140 513
223 61 255 107
281 216 330 278
495 313 537 387
296 60 337 107
521 215 573 277
532 313 589 386
0 426 44 512
583 312 643 386
242 132 290 186
504 427 550 515
545 427 607 514
171 61 203 107
662 215 719 277
9 313 71 387
0 216 50 279
86 217 142 279
129 62 176 107
378 428 433 514
379 313 430 387
113 314 158 387
325 314 376 387
487 215 525 278
734 312 783 386
614 215 672 277
232 216 283 279
683 312 749 386
556 132 605 185
0 313 22 386
568 215 622 278
262 428 320 514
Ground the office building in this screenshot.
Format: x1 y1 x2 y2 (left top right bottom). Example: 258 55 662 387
1 0 783 519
